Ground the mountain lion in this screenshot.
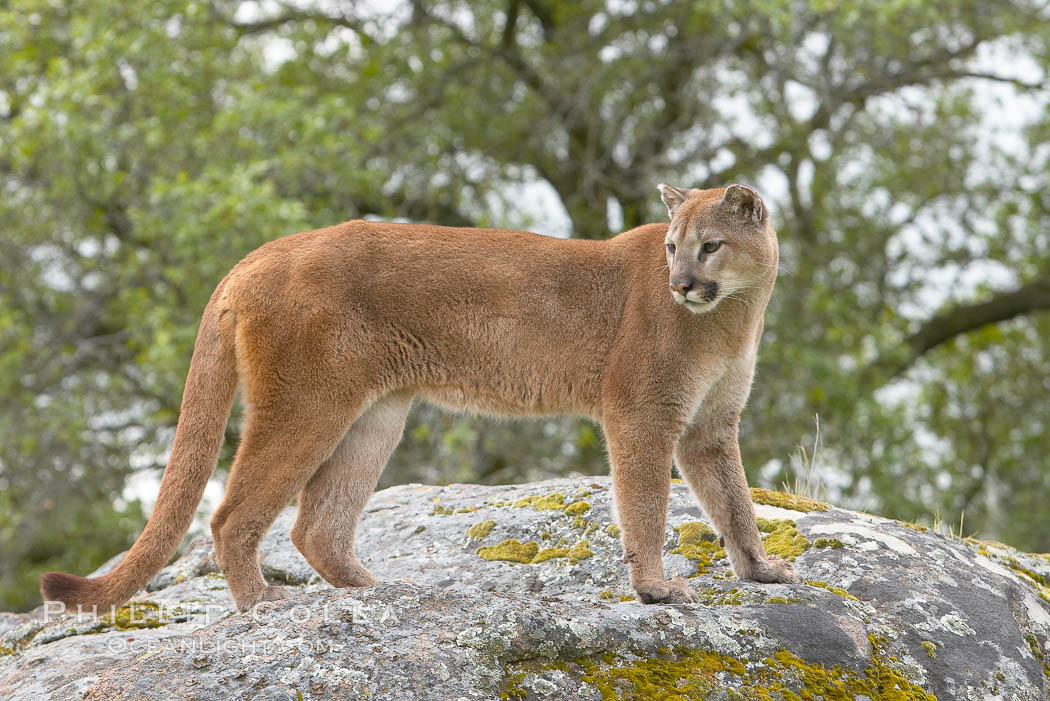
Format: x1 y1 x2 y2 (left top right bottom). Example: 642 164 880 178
41 183 799 612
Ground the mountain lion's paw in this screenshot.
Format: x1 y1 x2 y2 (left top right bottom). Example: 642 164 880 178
634 576 700 604
741 555 801 584
237 585 295 612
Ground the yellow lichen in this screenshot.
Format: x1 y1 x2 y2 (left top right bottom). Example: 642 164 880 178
1004 557 1047 585
964 536 1015 551
563 501 591 516
898 520 929 533
479 538 593 565
429 503 478 515
813 537 845 549
532 546 570 563
698 587 743 605
618 594 635 602
864 635 938 700
804 579 859 601
1026 632 1043 659
98 601 167 631
605 524 621 538
750 487 829 513
992 555 1050 605
466 520 496 541
567 540 594 562
922 641 937 659
477 539 539 564
513 493 566 510
500 670 527 699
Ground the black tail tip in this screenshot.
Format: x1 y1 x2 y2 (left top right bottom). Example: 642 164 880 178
40 571 89 605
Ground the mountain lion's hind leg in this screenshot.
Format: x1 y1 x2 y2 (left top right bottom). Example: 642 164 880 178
211 401 359 612
674 416 800 584
291 393 411 589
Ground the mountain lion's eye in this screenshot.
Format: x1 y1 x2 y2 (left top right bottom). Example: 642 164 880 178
665 243 676 254
702 241 722 254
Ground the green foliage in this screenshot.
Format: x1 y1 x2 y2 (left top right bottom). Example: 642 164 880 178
2 0 1049 610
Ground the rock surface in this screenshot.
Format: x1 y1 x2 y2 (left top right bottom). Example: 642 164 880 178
2 477 1049 699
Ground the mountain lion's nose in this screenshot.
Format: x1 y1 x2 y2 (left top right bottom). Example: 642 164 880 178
669 277 695 295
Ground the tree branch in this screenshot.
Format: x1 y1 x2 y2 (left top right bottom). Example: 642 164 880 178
899 277 1050 369
210 2 366 36
520 0 556 39
501 0 520 48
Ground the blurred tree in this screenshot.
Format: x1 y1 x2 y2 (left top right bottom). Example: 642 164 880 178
2 0 1049 609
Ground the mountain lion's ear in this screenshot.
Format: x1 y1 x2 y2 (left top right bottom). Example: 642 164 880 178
657 183 689 219
721 184 766 224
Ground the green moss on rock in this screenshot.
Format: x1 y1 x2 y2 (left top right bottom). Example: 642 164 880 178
576 646 742 699
759 519 811 560
750 487 829 513
500 641 936 701
813 537 845 549
466 520 496 541
669 522 725 575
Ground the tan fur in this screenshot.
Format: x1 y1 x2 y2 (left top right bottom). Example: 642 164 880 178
40 184 798 612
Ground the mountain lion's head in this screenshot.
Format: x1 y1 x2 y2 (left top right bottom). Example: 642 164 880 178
657 183 777 314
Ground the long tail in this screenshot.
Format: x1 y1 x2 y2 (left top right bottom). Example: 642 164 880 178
40 291 238 611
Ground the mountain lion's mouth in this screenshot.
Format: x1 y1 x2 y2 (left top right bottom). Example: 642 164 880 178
682 298 716 314
671 291 718 314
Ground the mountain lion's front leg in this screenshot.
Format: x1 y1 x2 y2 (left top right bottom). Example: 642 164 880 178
674 416 800 584
605 417 700 604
